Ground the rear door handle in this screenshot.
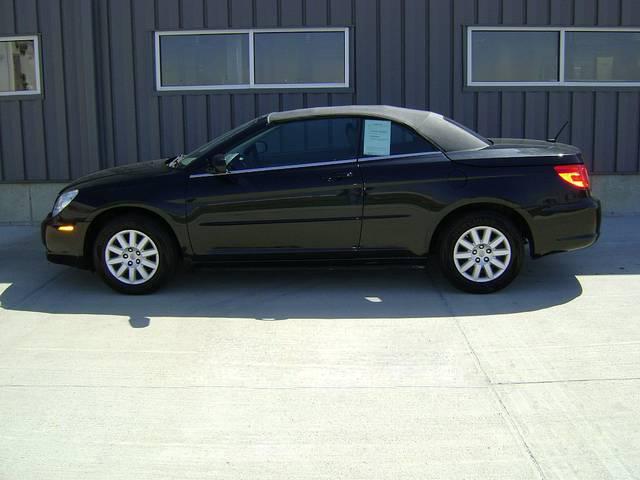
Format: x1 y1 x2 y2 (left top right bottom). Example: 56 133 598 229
327 171 354 182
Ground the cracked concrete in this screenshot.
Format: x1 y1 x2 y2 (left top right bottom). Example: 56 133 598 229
0 217 639 479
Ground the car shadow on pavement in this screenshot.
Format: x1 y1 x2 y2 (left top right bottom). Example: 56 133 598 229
1 218 637 326
0 257 587 325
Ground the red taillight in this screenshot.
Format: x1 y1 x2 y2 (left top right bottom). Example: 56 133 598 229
554 164 590 189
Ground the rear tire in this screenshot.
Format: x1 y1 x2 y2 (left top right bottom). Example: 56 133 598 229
93 215 177 294
437 212 523 294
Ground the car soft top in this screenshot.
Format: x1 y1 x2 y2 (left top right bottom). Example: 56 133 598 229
267 105 489 153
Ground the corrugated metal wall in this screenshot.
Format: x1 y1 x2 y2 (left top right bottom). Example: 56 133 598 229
0 0 639 181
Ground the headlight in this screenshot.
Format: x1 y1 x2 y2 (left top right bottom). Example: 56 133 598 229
52 189 79 217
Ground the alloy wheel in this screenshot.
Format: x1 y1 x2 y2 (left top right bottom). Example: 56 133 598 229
453 225 512 283
104 229 159 285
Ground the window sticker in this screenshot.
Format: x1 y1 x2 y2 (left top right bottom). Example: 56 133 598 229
363 119 391 156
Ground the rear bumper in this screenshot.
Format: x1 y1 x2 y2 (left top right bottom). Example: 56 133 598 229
530 196 601 257
41 214 90 269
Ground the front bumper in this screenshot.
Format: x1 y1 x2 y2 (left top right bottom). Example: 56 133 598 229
41 214 91 269
530 196 601 257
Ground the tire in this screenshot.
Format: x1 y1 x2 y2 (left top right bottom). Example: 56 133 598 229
437 211 523 294
93 214 178 294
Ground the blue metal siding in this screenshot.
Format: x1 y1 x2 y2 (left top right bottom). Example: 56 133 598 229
0 0 639 181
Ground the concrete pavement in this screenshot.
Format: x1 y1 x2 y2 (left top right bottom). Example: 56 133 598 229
0 217 639 479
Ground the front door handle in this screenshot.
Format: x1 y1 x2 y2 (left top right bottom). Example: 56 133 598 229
327 171 354 182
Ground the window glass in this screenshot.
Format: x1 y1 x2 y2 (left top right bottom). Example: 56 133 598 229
0 38 39 94
362 120 437 156
225 117 359 171
471 31 559 82
254 32 346 85
565 32 640 82
160 34 249 86
390 123 438 155
179 116 267 167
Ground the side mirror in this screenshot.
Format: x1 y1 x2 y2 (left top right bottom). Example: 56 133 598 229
209 154 228 174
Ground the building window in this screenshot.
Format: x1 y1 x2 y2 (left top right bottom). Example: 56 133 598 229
155 28 349 91
160 34 249 87
565 31 640 83
0 35 41 96
467 27 640 87
470 31 559 83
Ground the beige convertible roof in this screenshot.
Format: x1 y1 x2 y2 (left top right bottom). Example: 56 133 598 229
268 105 488 152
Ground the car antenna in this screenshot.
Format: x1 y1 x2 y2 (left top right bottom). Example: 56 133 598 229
548 120 569 143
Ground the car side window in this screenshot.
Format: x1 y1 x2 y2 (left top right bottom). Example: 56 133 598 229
224 117 360 171
362 119 438 157
390 122 438 155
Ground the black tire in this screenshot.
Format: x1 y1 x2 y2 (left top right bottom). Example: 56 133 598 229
93 214 178 294
437 211 524 294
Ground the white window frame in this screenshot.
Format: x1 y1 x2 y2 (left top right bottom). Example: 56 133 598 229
467 26 640 87
0 35 41 97
154 27 350 91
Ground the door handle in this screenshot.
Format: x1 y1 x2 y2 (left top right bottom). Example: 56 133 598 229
327 171 354 182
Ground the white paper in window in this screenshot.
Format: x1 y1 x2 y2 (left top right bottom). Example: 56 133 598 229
363 120 391 156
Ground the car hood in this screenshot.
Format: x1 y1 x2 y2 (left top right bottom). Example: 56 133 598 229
66 158 174 189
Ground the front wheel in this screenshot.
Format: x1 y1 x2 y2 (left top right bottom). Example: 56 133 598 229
438 212 523 294
94 215 177 294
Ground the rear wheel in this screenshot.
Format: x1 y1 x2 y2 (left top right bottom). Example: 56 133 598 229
438 212 523 293
94 215 177 294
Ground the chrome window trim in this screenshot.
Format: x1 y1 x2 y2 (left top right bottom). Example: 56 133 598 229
155 27 350 91
188 152 444 179
467 26 640 87
358 151 444 162
189 158 357 178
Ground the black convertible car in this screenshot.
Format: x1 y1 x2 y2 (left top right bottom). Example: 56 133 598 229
42 106 600 294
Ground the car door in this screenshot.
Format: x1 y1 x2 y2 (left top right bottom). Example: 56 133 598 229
186 117 364 256
358 119 460 255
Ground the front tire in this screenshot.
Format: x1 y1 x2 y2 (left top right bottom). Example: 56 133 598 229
94 215 177 294
438 212 523 294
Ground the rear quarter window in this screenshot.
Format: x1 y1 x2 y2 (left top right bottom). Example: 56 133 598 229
390 122 438 155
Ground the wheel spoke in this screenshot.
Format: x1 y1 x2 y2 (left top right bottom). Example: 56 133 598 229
458 239 474 251
482 227 492 245
136 265 150 280
459 259 475 273
137 236 149 250
128 231 136 248
493 249 510 257
128 266 136 283
115 263 127 277
140 258 157 269
455 252 473 260
483 263 494 279
107 245 123 255
140 249 157 258
115 233 129 249
490 258 507 269
490 237 505 248
470 229 482 245
472 264 482 280
107 257 124 265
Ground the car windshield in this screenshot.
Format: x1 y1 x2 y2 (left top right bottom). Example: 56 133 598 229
177 116 267 167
